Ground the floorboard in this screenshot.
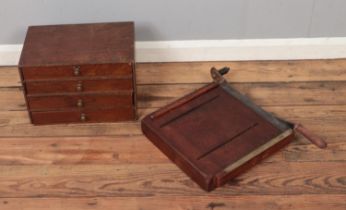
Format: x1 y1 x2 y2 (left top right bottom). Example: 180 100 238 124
1 195 345 210
0 59 345 209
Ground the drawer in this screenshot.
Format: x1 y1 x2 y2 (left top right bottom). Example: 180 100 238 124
30 107 135 125
25 78 133 94
21 63 133 80
27 92 133 111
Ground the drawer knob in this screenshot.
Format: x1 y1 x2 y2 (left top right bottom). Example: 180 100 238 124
76 82 83 91
80 113 86 121
77 99 83 107
73 66 81 76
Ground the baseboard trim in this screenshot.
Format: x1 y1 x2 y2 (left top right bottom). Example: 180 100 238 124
1 37 346 65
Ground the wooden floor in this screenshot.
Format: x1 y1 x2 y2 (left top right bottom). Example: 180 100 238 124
0 60 345 210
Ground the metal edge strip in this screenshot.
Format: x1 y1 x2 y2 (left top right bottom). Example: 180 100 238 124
223 129 293 173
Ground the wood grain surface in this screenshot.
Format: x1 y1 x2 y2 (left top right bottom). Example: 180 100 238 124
0 59 345 209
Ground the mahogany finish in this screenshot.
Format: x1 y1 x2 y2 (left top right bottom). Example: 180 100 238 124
22 64 132 80
141 68 295 191
25 78 133 94
27 92 133 111
31 107 135 125
18 22 136 124
19 22 134 66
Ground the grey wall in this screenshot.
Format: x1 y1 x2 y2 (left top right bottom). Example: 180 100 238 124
1 0 346 44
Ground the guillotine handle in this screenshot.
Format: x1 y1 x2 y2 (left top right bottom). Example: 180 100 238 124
294 124 327 148
211 67 230 84
218 67 230 75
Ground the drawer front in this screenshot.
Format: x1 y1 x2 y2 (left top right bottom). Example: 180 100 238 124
27 93 133 110
21 63 133 80
25 78 133 95
30 108 135 125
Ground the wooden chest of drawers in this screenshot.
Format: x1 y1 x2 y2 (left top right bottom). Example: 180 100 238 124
18 22 136 125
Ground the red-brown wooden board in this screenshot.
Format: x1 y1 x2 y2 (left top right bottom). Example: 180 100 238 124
142 69 294 191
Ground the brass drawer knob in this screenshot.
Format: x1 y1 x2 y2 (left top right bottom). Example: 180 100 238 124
76 82 83 91
77 99 83 107
80 113 86 121
73 66 81 76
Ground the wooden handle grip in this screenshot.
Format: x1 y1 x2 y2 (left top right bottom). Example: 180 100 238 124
294 124 327 148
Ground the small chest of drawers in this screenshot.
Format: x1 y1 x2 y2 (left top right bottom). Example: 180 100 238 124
18 22 136 125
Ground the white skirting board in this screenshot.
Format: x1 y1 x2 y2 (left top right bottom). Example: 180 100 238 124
1 37 346 66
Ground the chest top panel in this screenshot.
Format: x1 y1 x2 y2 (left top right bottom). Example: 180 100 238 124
19 22 134 67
